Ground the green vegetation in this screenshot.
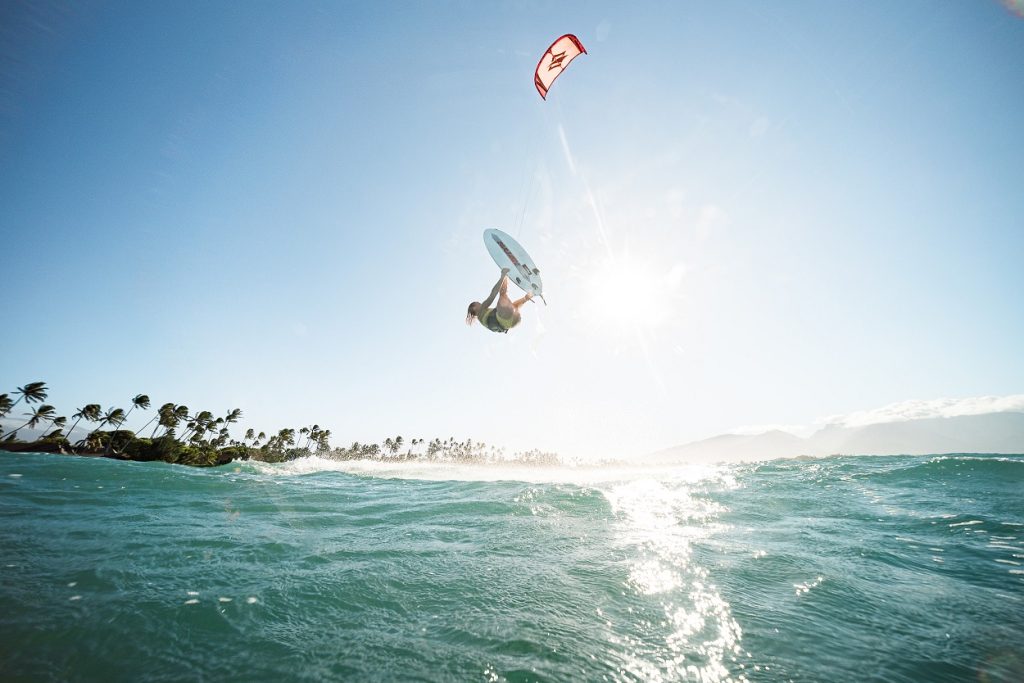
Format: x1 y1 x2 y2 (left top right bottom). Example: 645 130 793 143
0 381 558 467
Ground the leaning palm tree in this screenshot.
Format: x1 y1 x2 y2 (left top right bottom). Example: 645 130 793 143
157 404 189 438
44 416 68 440
97 407 126 455
215 409 241 446
316 429 332 453
139 402 172 438
2 404 57 439
9 382 48 411
305 425 322 450
177 410 213 443
104 394 149 454
66 404 102 447
117 394 151 432
97 407 126 430
0 394 13 419
151 403 175 437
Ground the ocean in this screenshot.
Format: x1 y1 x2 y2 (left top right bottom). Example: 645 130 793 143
1 452 1022 682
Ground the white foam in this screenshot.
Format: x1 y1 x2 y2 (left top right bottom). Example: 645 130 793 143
247 455 727 487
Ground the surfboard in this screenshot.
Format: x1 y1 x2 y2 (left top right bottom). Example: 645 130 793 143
483 228 546 304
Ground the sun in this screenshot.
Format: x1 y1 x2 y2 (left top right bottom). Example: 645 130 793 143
583 256 671 333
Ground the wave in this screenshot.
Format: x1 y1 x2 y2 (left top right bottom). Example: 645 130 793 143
848 453 1024 485
241 454 731 487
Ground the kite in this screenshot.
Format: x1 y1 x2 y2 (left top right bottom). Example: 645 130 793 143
534 34 586 100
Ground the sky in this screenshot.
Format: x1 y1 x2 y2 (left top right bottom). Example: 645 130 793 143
1 0 1023 460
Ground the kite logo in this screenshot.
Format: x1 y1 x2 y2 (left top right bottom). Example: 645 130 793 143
548 51 567 71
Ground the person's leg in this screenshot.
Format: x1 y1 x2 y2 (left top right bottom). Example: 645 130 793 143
495 276 516 320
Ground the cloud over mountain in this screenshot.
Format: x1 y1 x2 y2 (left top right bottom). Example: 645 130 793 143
644 396 1024 464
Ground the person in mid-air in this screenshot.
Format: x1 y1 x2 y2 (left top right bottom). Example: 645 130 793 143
466 268 533 334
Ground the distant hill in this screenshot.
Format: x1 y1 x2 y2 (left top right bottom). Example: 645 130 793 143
642 412 1024 464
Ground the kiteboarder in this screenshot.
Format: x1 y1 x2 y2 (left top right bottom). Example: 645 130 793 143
466 268 533 334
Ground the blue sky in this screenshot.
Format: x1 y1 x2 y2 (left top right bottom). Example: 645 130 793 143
2 1 1023 459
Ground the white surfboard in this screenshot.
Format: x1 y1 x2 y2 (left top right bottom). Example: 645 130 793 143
483 228 546 304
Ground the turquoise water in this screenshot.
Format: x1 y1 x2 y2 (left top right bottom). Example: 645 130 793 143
1 452 1022 682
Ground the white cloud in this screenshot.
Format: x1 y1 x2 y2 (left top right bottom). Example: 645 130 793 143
822 395 1024 428
728 394 1024 439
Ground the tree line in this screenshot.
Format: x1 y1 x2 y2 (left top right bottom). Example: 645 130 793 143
0 381 558 467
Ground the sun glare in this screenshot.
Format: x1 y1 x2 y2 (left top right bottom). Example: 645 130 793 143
584 257 670 333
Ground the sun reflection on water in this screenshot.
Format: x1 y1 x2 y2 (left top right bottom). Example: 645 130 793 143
602 469 747 682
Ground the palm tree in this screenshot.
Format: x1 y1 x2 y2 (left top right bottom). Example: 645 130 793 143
157 404 189 438
302 425 321 450
178 410 213 443
114 394 150 433
66 404 102 447
9 382 48 411
0 394 13 419
316 429 331 453
45 416 68 440
103 394 149 454
205 417 225 444
98 407 125 429
96 407 126 453
222 408 242 440
80 431 103 451
278 428 296 447
139 402 172 438
2 404 57 439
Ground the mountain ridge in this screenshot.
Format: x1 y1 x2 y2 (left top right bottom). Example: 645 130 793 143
642 412 1024 464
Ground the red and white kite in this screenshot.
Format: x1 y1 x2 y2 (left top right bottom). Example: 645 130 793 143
534 34 586 100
